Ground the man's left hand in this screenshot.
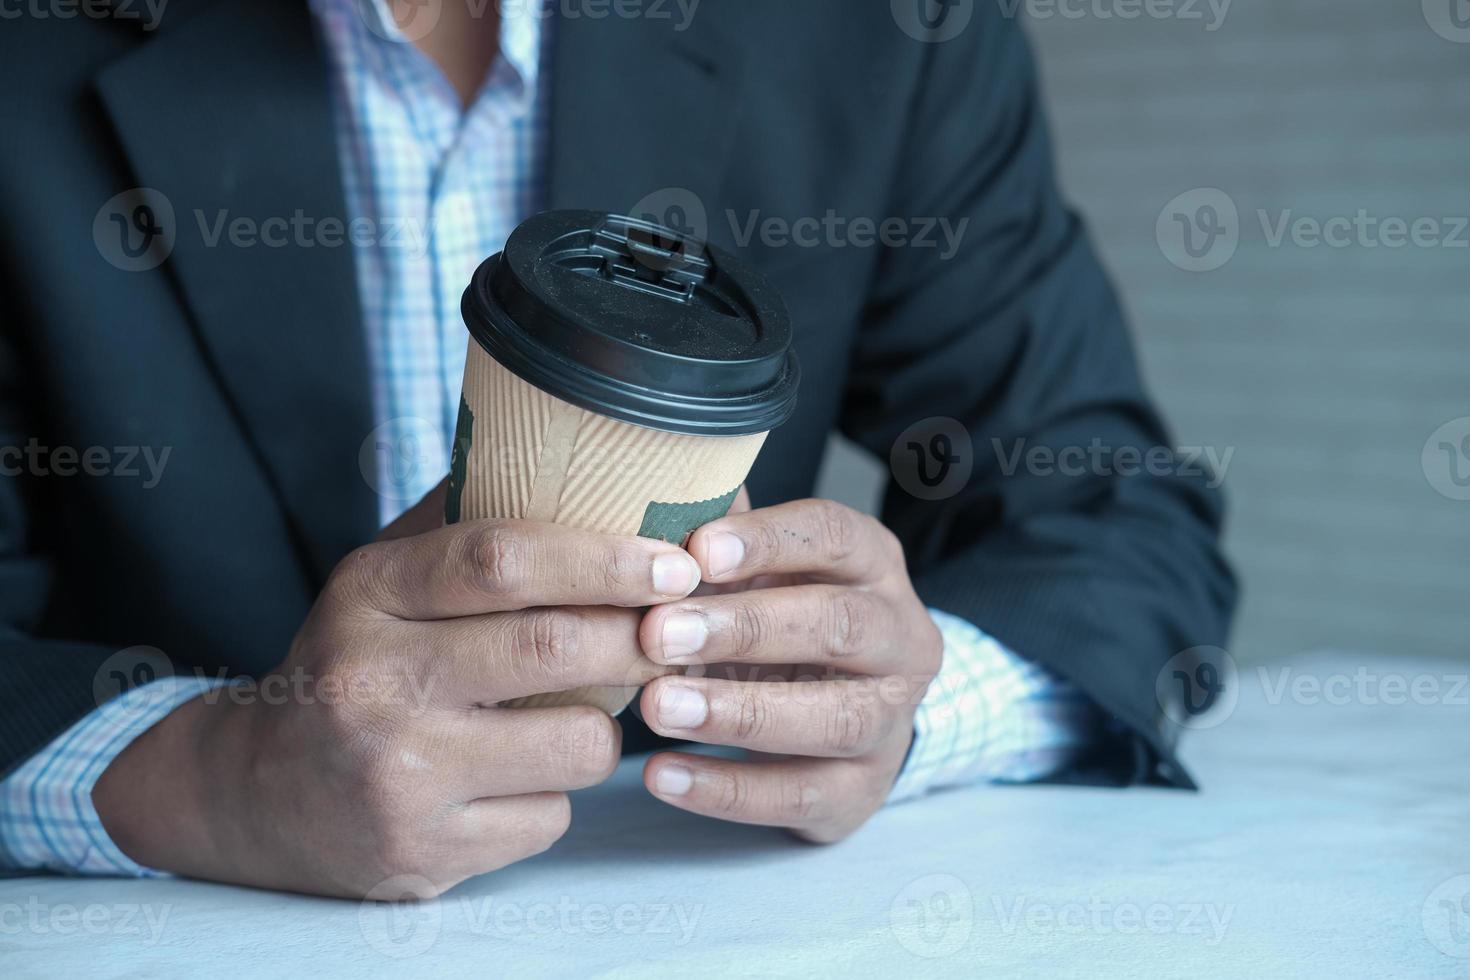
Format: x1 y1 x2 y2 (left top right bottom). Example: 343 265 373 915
637 498 943 843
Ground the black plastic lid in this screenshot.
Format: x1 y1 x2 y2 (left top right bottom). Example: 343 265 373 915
461 210 799 437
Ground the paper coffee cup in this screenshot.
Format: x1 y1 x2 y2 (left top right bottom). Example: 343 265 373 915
447 211 800 714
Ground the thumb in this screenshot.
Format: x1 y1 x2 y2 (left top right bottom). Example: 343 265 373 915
375 477 450 542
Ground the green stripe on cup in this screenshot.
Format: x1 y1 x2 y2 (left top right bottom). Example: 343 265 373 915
445 395 474 526
637 486 740 545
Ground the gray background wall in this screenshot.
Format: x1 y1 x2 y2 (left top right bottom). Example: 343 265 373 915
816 0 1470 664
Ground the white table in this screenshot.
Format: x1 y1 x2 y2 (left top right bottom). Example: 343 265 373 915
3 652 1467 979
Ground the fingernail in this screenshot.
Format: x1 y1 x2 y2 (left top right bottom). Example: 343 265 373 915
652 552 700 597
656 684 708 730
655 764 693 796
660 612 708 662
705 531 744 578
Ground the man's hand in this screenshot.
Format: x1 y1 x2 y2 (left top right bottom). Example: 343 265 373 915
93 483 701 898
636 499 943 843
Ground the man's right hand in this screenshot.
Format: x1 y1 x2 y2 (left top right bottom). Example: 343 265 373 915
92 485 701 898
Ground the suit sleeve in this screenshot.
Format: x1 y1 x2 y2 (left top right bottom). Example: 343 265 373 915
0 324 131 781
0 676 228 875
841 12 1238 788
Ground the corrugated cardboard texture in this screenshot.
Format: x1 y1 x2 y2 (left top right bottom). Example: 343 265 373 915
456 344 766 713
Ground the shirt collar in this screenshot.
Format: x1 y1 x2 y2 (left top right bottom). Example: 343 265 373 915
499 0 544 92
319 0 545 92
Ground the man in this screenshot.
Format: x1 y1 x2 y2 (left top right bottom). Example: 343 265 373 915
0 0 1234 898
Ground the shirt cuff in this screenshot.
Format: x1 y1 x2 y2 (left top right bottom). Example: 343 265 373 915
0 675 230 876
887 608 1100 804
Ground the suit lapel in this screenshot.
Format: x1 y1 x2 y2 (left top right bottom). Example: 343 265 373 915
95 0 376 586
89 1 743 591
546 4 747 241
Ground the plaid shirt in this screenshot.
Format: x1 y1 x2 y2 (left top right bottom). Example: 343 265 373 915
0 0 1095 876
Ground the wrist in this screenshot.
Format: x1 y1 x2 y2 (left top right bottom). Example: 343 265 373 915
92 690 245 878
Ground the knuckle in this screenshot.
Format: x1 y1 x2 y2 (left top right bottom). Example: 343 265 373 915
878 524 906 566
466 522 527 595
327 543 389 610
730 600 776 658
827 593 869 659
823 685 874 755
599 543 645 595
500 794 572 863
733 687 772 741
712 771 750 816
811 500 858 565
778 774 823 824
917 617 944 678
744 517 786 567
527 794 573 855
513 609 580 679
558 707 620 782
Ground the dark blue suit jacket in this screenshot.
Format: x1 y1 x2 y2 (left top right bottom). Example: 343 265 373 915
0 0 1235 787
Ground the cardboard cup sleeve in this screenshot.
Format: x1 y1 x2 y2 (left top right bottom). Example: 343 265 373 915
447 348 767 713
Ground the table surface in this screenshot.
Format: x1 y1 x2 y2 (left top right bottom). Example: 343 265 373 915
3 651 1467 979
